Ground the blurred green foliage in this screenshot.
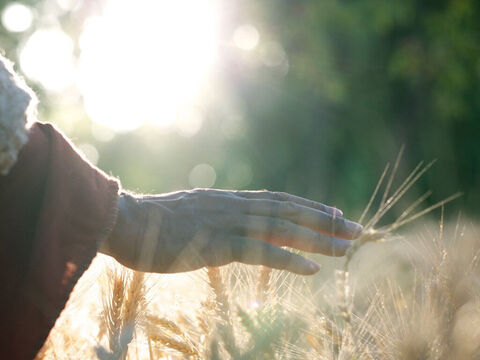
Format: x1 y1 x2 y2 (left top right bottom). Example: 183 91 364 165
1 0 479 220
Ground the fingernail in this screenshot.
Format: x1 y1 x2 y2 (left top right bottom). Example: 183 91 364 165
335 238 352 252
308 260 321 272
348 222 363 237
335 208 343 217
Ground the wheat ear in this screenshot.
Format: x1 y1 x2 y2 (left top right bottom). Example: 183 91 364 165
103 267 126 357
206 267 238 358
145 314 184 336
148 331 198 357
118 270 145 359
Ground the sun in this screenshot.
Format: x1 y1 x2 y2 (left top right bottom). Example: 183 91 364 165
18 0 219 132
76 0 218 131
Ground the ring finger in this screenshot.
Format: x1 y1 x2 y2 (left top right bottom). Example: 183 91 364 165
229 215 351 256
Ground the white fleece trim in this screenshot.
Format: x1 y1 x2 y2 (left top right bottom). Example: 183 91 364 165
0 52 37 175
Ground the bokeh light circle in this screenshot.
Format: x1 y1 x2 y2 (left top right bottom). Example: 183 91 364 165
77 0 218 132
189 163 216 188
1 3 33 33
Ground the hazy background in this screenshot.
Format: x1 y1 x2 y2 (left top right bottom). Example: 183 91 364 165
1 0 478 222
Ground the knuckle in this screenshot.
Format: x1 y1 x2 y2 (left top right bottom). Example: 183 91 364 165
286 200 296 209
276 219 290 234
175 196 189 210
190 188 207 197
272 191 284 201
278 191 288 199
232 190 242 197
337 216 347 227
333 216 347 233
282 201 296 213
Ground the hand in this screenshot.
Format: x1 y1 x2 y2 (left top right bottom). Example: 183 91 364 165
99 189 363 275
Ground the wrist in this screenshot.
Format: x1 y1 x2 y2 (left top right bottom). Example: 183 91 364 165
98 192 140 256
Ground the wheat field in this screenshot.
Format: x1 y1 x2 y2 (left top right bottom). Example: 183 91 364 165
35 157 480 359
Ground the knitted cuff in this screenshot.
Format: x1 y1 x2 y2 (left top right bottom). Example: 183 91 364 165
0 53 37 175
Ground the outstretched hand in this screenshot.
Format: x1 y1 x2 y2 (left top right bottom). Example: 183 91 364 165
100 189 363 275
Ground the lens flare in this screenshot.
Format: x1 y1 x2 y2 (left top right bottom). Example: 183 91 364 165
78 0 218 131
20 28 76 91
1 2 33 33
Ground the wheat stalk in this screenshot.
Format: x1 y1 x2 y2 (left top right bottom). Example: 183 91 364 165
257 266 272 303
148 331 198 357
335 154 461 360
206 266 238 358
119 270 144 359
144 314 183 336
103 267 126 357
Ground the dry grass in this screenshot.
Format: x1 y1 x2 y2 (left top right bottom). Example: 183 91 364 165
36 157 479 359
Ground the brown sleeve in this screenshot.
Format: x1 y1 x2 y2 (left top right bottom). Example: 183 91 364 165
0 122 119 359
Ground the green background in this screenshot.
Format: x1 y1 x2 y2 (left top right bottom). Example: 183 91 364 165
1 0 478 223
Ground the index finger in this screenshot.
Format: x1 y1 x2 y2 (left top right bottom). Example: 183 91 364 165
239 199 363 240
229 236 321 275
233 190 343 217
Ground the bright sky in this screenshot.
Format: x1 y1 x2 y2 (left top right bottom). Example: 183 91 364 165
1 0 261 187
13 0 220 132
1 0 265 134
77 0 219 131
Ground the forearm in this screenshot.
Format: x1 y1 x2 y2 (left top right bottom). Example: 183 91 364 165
99 193 144 267
0 122 120 359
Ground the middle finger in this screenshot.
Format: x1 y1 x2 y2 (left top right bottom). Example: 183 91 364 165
230 215 351 256
236 199 363 240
